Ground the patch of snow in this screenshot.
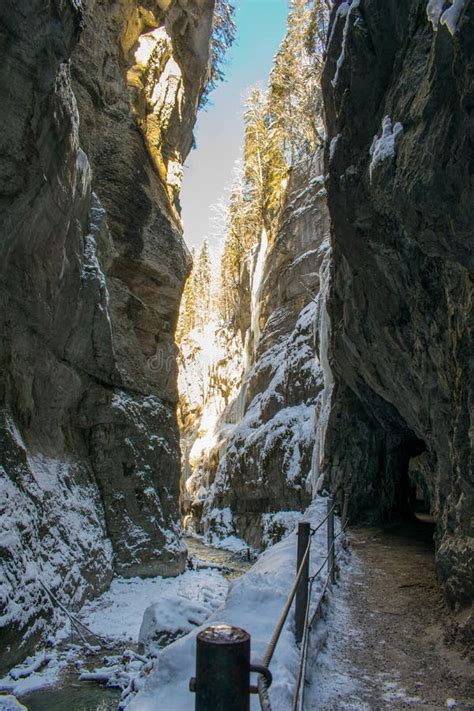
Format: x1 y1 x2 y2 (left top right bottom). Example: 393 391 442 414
79 570 228 646
201 507 249 552
0 696 28 710
331 0 361 88
426 0 446 28
446 699 458 708
329 134 340 162
209 534 249 553
134 27 167 66
440 0 466 34
138 595 222 654
382 680 423 705
369 115 403 182
261 511 301 547
8 656 54 682
0 648 79 698
188 408 220 464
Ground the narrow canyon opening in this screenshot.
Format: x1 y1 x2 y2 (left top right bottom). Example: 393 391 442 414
174 0 323 552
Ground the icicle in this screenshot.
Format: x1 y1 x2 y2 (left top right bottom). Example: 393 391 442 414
249 227 268 359
310 245 334 496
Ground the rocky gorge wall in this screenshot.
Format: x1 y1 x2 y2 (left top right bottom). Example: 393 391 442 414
322 0 473 636
0 0 214 669
182 157 332 548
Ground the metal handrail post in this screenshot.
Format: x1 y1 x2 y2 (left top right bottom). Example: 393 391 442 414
295 521 310 643
327 498 335 585
190 625 251 710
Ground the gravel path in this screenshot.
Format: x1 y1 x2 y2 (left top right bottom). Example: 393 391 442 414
306 523 474 710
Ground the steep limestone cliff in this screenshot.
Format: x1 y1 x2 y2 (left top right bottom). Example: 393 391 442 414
182 157 331 548
0 0 214 669
322 0 473 637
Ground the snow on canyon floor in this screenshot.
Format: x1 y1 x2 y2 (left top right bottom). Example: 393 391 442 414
126 498 342 711
0 538 251 709
0 498 343 710
3 508 473 711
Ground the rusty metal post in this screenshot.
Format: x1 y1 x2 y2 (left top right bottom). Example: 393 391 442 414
295 521 310 644
190 624 250 711
327 497 335 585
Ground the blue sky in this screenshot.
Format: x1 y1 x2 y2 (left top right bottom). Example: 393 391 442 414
180 0 289 254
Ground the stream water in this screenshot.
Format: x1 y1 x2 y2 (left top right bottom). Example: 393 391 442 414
20 682 121 711
14 538 252 711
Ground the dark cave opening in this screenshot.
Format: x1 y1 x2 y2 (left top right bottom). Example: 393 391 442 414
384 434 436 551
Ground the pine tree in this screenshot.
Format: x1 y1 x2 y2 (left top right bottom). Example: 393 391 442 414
266 0 331 164
200 0 237 108
216 0 331 325
177 247 197 342
195 239 212 324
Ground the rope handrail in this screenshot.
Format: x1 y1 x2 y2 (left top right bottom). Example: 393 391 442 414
256 532 312 709
256 506 338 710
310 503 336 536
262 536 312 667
292 521 350 710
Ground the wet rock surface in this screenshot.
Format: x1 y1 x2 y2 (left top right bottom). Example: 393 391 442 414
0 0 213 668
322 0 473 633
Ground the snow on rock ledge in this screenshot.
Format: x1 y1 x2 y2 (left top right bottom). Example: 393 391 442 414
369 116 403 182
427 0 467 33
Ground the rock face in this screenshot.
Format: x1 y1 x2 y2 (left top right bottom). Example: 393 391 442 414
322 0 473 625
0 0 214 669
183 158 331 547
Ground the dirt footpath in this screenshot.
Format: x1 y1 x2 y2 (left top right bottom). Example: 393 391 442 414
306 523 474 710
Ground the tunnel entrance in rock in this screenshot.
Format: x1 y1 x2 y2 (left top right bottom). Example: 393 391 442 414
382 434 436 554
387 435 431 522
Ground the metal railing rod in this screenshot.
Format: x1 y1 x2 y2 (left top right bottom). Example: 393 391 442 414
327 499 335 585
257 533 313 710
262 536 312 667
295 522 311 644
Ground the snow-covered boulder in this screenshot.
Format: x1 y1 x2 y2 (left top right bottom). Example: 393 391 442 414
138 596 213 654
0 696 27 710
